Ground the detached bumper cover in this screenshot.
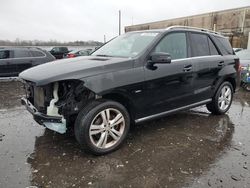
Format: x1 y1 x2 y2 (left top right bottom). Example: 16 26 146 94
21 97 67 134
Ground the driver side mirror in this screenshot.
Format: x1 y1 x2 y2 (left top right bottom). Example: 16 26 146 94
150 52 171 64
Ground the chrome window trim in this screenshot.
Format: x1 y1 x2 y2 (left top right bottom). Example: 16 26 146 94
171 55 221 62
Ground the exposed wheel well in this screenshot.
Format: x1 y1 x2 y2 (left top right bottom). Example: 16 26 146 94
102 93 135 121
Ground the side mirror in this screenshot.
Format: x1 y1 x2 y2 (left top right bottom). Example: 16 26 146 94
149 52 171 64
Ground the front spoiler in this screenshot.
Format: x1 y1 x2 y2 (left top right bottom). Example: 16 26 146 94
21 97 67 134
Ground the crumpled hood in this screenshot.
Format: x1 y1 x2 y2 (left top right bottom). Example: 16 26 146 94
19 56 133 86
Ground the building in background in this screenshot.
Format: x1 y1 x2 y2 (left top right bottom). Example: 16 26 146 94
125 6 250 48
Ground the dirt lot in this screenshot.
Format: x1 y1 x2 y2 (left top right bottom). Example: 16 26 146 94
0 80 250 188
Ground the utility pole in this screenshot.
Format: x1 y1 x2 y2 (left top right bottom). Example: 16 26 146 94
104 35 106 43
119 10 121 35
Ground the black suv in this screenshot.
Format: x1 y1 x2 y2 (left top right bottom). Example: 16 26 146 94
19 26 240 155
0 47 55 77
49 47 69 59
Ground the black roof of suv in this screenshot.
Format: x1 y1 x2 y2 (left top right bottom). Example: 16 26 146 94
19 26 240 155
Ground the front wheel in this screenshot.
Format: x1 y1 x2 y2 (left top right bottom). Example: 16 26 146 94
74 100 130 155
206 81 233 115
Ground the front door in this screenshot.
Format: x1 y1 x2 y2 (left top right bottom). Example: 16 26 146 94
142 32 196 117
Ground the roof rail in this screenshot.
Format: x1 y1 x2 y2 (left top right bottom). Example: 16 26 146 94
166 25 221 35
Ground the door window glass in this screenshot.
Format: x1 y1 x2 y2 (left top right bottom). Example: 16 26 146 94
190 33 210 57
14 50 31 58
154 32 187 60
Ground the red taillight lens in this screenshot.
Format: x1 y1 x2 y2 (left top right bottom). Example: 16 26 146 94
67 54 76 58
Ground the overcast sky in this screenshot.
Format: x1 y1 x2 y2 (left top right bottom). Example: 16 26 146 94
0 0 250 42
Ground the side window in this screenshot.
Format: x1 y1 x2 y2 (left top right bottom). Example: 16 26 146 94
0 50 10 59
14 50 31 58
52 47 60 52
154 32 187 60
208 38 219 55
190 33 210 57
214 36 233 55
60 47 67 52
31 50 45 57
79 50 89 56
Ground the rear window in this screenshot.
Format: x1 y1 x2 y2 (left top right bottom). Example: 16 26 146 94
0 50 10 59
14 50 31 58
214 36 233 55
31 50 45 57
190 33 210 57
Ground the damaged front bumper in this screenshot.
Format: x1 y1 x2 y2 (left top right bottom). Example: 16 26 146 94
21 97 67 134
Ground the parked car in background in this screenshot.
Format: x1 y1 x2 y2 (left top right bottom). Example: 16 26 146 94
66 49 93 58
236 49 250 91
20 26 239 155
236 49 250 66
0 47 55 77
233 48 243 53
49 47 69 59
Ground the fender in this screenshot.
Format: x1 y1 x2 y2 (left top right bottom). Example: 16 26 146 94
81 66 144 94
213 64 237 94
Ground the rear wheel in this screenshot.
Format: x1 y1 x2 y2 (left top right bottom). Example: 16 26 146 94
206 81 233 115
74 100 130 155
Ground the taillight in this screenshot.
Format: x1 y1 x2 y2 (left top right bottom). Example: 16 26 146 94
67 54 76 58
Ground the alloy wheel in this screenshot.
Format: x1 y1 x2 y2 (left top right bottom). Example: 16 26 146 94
218 85 232 111
89 108 125 149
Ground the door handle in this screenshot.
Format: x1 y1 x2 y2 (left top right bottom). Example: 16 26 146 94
218 61 224 67
183 65 192 72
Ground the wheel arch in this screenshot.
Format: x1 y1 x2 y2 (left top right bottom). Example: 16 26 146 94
101 91 136 122
214 75 237 94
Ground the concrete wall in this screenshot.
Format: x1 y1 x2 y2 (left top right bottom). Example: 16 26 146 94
125 6 250 48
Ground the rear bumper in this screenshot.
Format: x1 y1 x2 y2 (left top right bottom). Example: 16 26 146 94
21 97 67 134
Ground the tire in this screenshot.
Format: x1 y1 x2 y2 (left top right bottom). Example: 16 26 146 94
206 81 233 115
74 99 130 155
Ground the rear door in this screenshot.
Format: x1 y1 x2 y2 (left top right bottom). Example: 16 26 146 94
189 32 223 102
13 49 33 75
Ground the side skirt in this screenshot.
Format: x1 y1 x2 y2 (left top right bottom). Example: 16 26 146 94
135 99 212 124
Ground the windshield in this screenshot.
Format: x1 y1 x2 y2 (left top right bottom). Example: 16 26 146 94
236 50 250 60
92 32 159 58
